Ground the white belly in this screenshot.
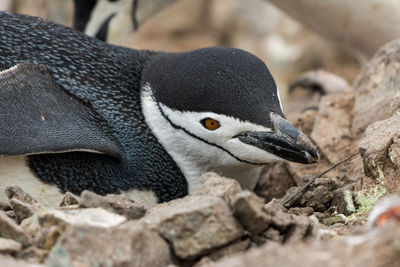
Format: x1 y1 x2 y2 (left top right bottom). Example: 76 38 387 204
0 156 64 208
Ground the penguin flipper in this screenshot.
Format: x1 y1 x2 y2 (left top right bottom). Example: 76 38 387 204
0 63 122 158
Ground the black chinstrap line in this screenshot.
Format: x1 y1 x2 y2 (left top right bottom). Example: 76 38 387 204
154 100 265 166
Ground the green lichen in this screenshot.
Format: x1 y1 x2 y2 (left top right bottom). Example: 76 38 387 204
347 186 386 220
377 167 385 183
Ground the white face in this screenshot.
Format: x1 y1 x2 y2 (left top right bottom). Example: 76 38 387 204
141 83 285 192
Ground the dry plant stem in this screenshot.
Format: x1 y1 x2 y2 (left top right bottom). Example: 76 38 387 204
281 151 360 207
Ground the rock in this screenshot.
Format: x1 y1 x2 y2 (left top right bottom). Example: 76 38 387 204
0 255 44 267
142 196 244 260
0 202 11 212
311 92 355 163
17 246 48 264
353 40 400 135
193 172 243 208
263 200 292 232
5 186 37 205
359 114 400 192
0 238 22 254
255 163 296 202
208 223 400 267
59 193 79 207
80 191 146 220
207 238 250 262
331 188 356 216
0 211 30 247
288 207 314 216
47 223 172 267
232 191 271 235
39 208 126 229
299 185 333 212
9 199 43 224
262 200 317 243
20 215 41 239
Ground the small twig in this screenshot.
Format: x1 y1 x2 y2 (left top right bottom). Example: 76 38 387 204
281 151 360 207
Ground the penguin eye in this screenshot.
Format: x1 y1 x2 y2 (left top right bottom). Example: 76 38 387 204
201 118 220 131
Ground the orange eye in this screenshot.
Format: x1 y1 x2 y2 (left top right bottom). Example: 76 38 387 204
201 118 220 131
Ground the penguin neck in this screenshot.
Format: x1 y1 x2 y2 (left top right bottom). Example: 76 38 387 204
140 84 262 193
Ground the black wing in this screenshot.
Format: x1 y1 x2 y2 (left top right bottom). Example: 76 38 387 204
0 63 122 158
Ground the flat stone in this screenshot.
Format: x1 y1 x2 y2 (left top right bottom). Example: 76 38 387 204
79 190 146 220
0 237 22 254
232 191 271 235
0 211 30 247
193 172 243 208
38 208 126 229
47 223 172 267
142 196 244 260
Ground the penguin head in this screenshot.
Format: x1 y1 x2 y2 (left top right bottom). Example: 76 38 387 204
141 47 319 178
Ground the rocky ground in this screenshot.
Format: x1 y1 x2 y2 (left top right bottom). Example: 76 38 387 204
1 39 400 267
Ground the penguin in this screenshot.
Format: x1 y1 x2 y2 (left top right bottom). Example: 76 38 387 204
0 12 318 207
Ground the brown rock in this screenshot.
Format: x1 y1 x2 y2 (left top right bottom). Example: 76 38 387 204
232 191 271 235
300 185 333 212
193 172 243 208
288 207 314 216
143 196 244 260
359 114 400 192
311 92 355 163
59 192 79 207
353 40 400 135
0 238 22 254
79 190 146 220
47 223 172 267
0 202 11 212
255 163 296 202
0 211 30 247
263 200 292 232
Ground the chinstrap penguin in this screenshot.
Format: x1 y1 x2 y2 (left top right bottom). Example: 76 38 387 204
0 12 318 207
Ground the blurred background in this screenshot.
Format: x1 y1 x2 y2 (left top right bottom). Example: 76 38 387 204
1 0 362 109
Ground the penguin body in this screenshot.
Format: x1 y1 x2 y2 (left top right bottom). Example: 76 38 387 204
0 12 318 206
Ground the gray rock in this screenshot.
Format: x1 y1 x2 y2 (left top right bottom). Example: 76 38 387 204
9 199 43 224
0 238 22 254
232 191 271 235
79 190 146 220
0 211 30 247
143 196 244 260
331 188 356 216
59 193 79 207
38 208 126 229
193 172 243 208
17 246 48 264
359 114 400 192
47 223 172 267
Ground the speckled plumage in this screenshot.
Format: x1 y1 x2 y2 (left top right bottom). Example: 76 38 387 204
0 12 187 202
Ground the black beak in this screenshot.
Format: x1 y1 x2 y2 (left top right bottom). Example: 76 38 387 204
237 113 319 164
